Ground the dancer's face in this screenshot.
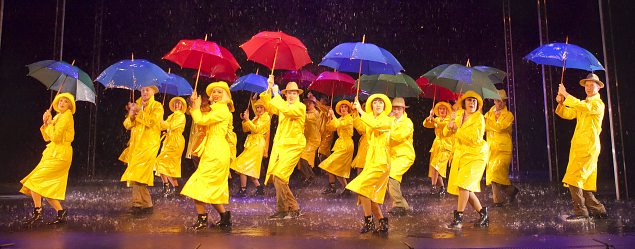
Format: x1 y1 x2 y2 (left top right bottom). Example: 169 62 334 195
392 106 404 119
585 81 600 97
464 97 478 114
372 98 385 115
57 97 71 112
339 104 350 115
494 99 505 110
173 100 183 111
285 90 299 103
438 106 447 117
255 105 265 115
141 86 155 102
210 88 224 103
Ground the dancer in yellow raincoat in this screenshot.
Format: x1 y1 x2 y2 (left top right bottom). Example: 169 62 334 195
387 98 415 216
318 97 335 161
445 91 489 229
351 102 368 174
182 81 234 230
120 86 163 215
346 94 392 234
297 93 320 183
318 100 354 195
484 90 519 207
555 73 607 220
155 97 187 197
232 98 271 197
185 95 210 167
20 93 75 225
423 101 454 196
261 76 306 219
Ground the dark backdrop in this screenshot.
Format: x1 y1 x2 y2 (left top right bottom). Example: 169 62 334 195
1 0 633 196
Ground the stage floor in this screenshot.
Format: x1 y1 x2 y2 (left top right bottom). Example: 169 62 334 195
0 177 633 248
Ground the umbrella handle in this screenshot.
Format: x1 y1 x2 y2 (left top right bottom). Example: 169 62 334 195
193 34 208 94
355 35 366 99
270 45 279 76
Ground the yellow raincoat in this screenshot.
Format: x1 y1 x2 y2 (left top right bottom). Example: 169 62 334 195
346 94 392 204
227 115 237 168
300 108 321 167
318 102 335 157
319 114 354 178
20 95 75 200
556 94 604 191
180 102 232 204
260 91 306 184
155 110 186 178
445 92 489 195
232 112 271 179
484 106 514 186
389 113 415 183
423 115 454 178
120 96 163 186
351 114 368 169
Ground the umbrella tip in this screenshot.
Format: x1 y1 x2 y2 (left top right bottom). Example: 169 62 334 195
466 59 471 67
71 59 76 65
204 34 208 41
131 52 134 61
362 34 366 43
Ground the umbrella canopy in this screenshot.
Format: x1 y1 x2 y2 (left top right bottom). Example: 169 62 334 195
230 73 268 94
96 59 168 90
158 73 193 96
308 71 356 96
473 66 507 84
359 73 422 98
319 42 404 75
240 31 312 72
280 69 317 88
423 64 500 100
416 77 459 101
524 42 604 71
163 38 241 77
27 60 96 104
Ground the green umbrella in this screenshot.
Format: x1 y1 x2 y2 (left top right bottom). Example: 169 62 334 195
473 65 507 84
422 64 501 100
27 60 96 104
359 73 422 98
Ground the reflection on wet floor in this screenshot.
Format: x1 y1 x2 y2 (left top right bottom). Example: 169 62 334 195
0 176 633 248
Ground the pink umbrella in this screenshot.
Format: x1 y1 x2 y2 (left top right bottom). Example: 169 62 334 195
308 71 356 106
280 69 317 88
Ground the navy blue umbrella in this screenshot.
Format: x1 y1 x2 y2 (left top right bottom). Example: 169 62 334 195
230 73 268 94
96 58 168 90
158 73 192 96
524 42 604 72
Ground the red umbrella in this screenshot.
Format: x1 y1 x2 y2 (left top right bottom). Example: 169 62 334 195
280 69 317 88
309 71 356 106
416 76 459 102
240 31 312 75
163 35 240 92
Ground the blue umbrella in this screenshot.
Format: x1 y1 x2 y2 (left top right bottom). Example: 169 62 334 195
230 73 268 93
319 42 404 75
158 73 193 96
96 59 168 90
524 42 604 72
27 60 96 104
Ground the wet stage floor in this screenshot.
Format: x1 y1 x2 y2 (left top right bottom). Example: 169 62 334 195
0 176 633 248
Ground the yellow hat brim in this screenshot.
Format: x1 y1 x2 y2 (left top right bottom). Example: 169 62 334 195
53 92 76 114
365 94 392 116
458 90 483 112
335 100 352 116
169 97 187 113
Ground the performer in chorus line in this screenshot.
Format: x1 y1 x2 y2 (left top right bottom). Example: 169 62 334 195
181 82 234 230
297 93 320 184
445 91 489 229
387 98 415 216
155 97 187 197
346 94 393 234
555 73 608 221
423 101 454 196
232 98 271 197
261 76 306 220
484 90 519 207
318 100 355 196
20 93 76 225
351 101 368 175
120 85 163 215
